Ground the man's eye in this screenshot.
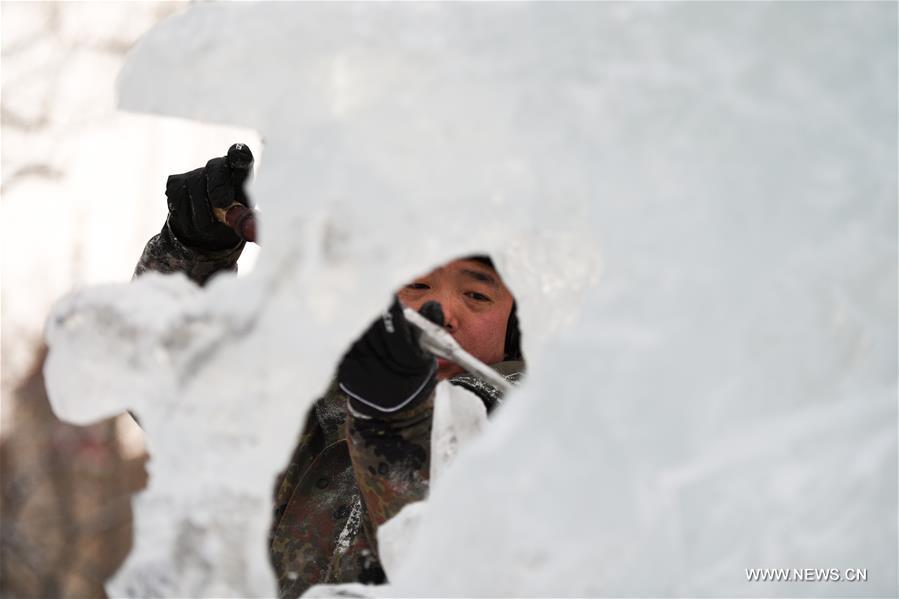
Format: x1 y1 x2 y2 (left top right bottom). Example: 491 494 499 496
465 291 491 302
406 283 430 290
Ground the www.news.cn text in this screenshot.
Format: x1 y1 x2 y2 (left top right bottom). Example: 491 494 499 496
746 568 867 582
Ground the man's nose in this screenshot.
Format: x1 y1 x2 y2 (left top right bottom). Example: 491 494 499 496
429 292 461 333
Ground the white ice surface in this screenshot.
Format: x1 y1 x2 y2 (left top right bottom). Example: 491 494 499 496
44 3 896 597
429 380 489 484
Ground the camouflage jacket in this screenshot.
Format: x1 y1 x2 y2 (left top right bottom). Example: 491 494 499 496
134 222 524 597
134 220 244 285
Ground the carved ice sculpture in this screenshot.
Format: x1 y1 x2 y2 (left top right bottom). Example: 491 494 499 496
45 3 896 597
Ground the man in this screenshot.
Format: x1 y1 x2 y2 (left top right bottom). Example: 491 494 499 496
134 145 524 597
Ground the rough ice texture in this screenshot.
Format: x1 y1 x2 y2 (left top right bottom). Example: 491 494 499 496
44 2 896 597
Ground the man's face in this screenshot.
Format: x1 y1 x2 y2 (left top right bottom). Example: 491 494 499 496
397 259 515 380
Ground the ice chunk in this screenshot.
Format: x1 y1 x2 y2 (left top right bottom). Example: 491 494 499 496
430 381 489 483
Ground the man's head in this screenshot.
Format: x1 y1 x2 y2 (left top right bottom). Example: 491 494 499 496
397 256 519 380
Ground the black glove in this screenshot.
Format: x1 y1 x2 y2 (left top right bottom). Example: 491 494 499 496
338 298 445 417
166 143 254 251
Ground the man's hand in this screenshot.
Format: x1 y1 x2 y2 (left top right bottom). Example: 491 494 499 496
166 143 254 251
338 298 445 417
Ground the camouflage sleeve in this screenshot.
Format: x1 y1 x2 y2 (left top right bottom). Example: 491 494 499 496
133 219 244 286
345 391 433 531
270 407 324 540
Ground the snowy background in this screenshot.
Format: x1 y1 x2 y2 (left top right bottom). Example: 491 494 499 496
16 2 899 597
